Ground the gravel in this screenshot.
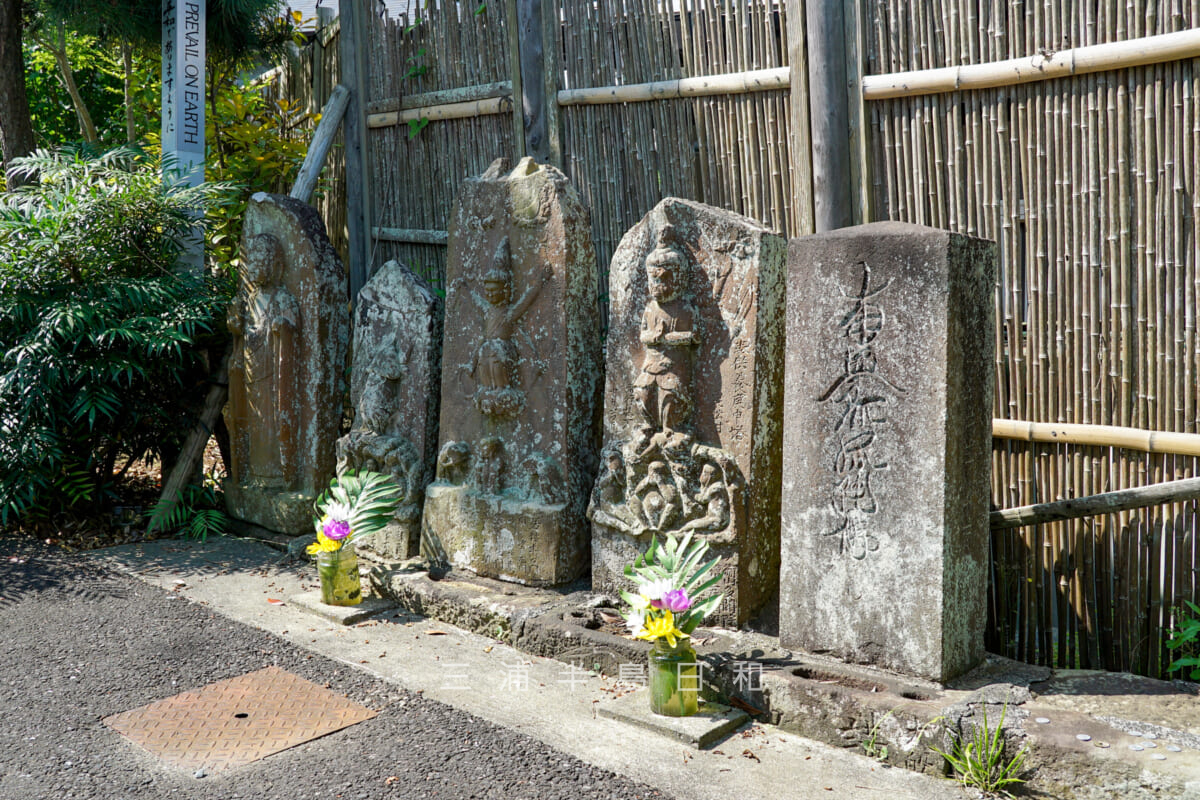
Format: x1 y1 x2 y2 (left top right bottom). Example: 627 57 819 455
0 536 671 800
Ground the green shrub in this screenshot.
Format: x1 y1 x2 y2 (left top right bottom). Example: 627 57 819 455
0 146 231 523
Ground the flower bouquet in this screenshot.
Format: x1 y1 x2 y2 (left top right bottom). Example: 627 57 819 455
307 470 402 606
620 532 724 716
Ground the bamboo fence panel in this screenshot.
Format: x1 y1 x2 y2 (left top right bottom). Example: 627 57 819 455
362 2 517 291
259 23 348 266
556 0 796 306
866 0 1200 676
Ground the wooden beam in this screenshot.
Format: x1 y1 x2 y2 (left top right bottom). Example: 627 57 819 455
366 82 513 115
993 418 1200 458
806 0 852 231
990 477 1200 530
372 227 449 245
290 84 350 205
862 28 1200 100
557 66 791 106
367 97 511 128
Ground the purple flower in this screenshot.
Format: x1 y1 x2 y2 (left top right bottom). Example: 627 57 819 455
323 518 351 541
659 589 691 613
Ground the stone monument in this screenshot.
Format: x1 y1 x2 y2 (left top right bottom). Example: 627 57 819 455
423 157 602 586
589 198 786 627
336 260 442 559
780 221 995 683
224 192 349 535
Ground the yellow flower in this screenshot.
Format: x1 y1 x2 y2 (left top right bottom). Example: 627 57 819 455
634 609 688 648
305 531 342 555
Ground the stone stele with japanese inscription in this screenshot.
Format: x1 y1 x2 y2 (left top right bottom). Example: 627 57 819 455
224 192 349 535
336 260 442 559
780 221 995 683
589 198 786 627
422 157 602 586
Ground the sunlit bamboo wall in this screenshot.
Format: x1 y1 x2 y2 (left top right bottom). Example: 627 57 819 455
557 0 799 303
260 23 347 264
362 3 516 291
866 0 1200 675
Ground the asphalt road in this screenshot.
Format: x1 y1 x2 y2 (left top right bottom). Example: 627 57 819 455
0 536 670 800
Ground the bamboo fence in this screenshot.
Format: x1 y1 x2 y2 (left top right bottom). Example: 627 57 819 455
360 1 517 291
556 0 798 307
865 0 1200 676
259 21 347 264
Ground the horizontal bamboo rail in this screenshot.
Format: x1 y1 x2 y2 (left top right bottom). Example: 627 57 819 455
367 96 511 128
862 28 1200 99
556 65 790 106
993 419 1200 457
366 81 513 115
372 226 449 245
990 477 1200 530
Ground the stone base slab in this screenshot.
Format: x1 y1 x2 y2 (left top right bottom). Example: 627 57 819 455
423 485 585 586
224 483 316 537
597 691 748 748
286 592 397 626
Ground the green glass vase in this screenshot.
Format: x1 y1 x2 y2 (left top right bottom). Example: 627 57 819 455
648 638 700 716
317 545 362 606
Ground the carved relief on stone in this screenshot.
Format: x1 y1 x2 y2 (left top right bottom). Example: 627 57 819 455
335 260 442 559
422 157 602 586
226 233 301 489
590 198 786 626
588 224 742 545
224 193 349 536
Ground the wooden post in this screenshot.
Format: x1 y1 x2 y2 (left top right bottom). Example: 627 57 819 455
312 6 335 113
339 1 372 298
542 0 561 167
506 0 525 159
785 0 815 237
843 0 870 225
805 0 852 231
517 0 548 162
290 84 350 205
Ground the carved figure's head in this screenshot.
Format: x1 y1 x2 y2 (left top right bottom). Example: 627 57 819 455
243 234 285 288
480 436 504 460
604 447 624 476
699 462 717 486
646 224 686 302
483 237 514 306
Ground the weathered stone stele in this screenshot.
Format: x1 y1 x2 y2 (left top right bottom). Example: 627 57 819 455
589 198 786 627
224 192 349 535
336 260 442 559
423 157 602 586
780 221 995 683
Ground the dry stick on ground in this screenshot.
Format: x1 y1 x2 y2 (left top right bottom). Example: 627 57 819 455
147 352 229 535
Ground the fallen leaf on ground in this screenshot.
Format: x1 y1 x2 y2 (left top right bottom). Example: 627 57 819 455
742 749 760 762
426 630 448 635
266 598 283 605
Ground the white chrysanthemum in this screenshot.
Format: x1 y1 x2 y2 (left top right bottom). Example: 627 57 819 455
640 577 675 602
625 607 646 635
323 500 353 523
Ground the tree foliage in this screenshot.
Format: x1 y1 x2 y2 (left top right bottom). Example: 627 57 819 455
0 147 231 522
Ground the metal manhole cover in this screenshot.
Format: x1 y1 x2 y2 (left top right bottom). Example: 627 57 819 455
103 666 376 770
